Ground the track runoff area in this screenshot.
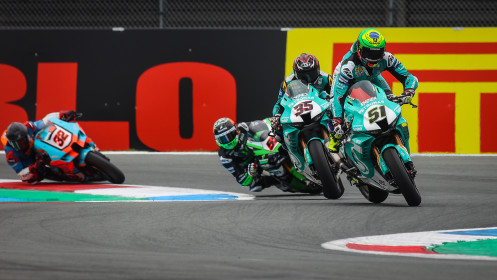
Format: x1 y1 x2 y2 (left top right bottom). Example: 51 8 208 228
1 151 496 261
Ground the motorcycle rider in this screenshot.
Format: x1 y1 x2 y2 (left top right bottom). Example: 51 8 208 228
1 110 81 183
328 28 418 152
271 53 332 139
272 53 332 116
214 117 290 192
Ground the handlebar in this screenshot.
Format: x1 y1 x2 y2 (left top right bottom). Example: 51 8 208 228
390 96 418 108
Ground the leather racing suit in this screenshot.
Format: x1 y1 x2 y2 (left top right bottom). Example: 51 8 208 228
329 43 419 119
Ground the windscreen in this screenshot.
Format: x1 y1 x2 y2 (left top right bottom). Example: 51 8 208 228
285 80 311 99
347 80 377 103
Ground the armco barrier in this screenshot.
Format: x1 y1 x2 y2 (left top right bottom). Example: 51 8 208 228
1 28 496 153
286 27 497 154
0 30 286 151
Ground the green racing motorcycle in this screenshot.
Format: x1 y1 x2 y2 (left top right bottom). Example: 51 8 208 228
245 118 322 194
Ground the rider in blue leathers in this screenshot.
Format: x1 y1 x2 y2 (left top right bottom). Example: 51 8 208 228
328 28 419 151
1 111 80 183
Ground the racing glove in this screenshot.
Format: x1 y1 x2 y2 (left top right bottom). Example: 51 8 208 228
271 114 285 143
247 162 259 177
19 160 47 184
271 114 281 131
384 90 396 101
329 118 345 139
237 162 260 187
60 110 82 122
399 89 415 105
327 118 344 152
247 163 268 192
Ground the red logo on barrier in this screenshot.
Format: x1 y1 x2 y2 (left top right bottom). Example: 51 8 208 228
0 62 236 151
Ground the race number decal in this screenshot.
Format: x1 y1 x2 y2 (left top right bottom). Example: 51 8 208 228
293 100 313 117
43 125 72 150
264 136 278 151
367 105 387 124
290 100 322 124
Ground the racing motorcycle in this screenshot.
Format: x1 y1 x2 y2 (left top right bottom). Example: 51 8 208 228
246 118 321 194
33 116 125 184
278 80 343 199
328 80 421 206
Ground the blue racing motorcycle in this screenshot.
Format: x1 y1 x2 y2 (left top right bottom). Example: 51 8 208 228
33 117 125 184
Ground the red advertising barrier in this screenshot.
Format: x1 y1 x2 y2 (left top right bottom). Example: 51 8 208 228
0 30 286 151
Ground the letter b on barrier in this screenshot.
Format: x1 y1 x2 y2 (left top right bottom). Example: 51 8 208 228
136 62 236 151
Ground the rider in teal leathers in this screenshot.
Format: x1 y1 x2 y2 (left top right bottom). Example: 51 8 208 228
328 28 419 151
271 53 332 142
272 53 332 117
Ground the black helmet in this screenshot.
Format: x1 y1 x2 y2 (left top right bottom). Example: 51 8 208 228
293 53 320 84
213 118 238 149
6 122 31 152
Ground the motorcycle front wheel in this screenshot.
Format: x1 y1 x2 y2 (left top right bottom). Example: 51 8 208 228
85 151 125 184
383 147 421 206
308 139 342 199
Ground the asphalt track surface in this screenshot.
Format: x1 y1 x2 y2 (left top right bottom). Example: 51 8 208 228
1 153 497 280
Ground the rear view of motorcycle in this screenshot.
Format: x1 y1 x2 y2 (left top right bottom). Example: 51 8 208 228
329 80 421 206
33 117 125 184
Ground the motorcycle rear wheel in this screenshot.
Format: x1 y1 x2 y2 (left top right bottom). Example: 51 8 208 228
357 184 389 204
308 140 342 199
383 147 421 206
85 151 125 184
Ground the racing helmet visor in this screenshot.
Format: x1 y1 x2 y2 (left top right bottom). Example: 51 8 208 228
359 47 385 66
8 135 30 152
214 126 238 149
296 68 320 84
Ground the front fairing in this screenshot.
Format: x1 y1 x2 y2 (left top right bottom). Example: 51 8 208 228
279 81 330 172
342 81 413 191
279 81 330 134
33 118 96 171
246 135 283 167
244 120 286 171
344 86 402 134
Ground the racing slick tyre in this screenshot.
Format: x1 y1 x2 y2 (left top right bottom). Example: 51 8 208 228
337 177 345 197
308 139 342 199
85 151 125 184
383 147 421 206
357 184 389 204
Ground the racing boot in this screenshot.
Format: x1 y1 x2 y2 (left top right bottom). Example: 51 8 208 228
249 176 278 192
328 135 340 152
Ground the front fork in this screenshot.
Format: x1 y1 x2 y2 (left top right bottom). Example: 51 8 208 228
300 126 330 175
373 133 417 182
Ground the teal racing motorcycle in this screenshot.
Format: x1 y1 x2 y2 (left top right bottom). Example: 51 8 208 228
330 80 421 206
278 80 343 199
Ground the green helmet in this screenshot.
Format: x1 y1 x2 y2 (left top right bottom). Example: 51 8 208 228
213 117 239 149
356 28 386 67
